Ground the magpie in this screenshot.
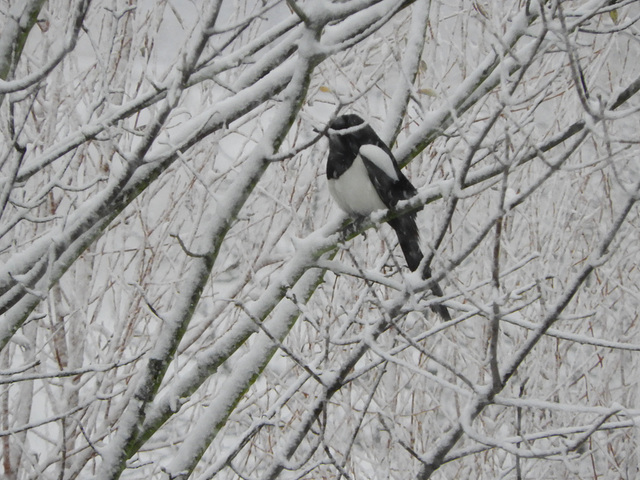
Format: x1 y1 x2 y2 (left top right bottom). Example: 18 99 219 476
323 113 450 321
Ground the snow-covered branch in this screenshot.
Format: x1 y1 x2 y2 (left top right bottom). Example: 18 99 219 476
2 1 640 479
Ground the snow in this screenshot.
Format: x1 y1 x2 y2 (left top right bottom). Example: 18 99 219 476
3 1 640 479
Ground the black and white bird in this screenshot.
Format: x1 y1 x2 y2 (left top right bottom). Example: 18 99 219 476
324 114 450 320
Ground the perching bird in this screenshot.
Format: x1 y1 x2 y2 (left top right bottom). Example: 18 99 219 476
324 113 450 321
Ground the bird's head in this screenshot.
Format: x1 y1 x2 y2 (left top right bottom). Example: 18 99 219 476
328 114 366 132
327 113 370 140
324 114 376 156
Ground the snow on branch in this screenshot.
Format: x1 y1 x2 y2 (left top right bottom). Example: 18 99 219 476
2 2 640 479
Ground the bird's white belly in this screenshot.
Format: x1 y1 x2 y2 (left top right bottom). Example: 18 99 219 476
328 155 387 216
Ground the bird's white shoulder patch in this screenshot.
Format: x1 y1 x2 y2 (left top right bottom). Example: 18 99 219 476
359 144 398 181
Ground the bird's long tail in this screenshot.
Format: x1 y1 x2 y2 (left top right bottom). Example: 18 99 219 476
389 215 451 321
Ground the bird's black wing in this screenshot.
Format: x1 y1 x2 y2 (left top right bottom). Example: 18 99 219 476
358 143 422 268
358 143 417 208
359 142 451 320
